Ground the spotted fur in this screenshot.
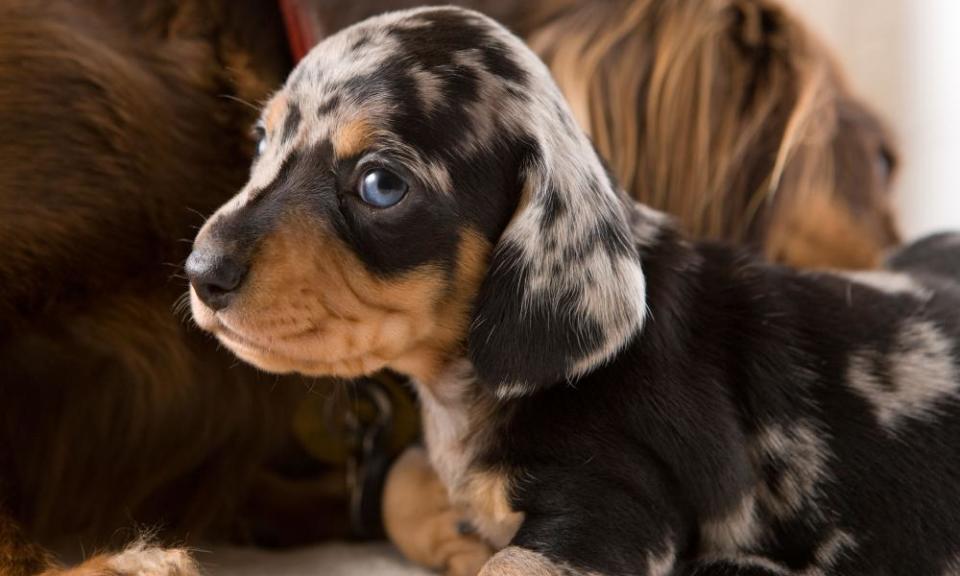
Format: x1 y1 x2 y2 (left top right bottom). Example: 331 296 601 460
188 8 960 576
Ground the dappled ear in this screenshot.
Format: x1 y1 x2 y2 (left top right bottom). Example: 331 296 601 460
467 151 648 399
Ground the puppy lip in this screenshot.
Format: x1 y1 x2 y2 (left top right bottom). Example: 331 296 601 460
216 318 323 348
214 324 307 368
217 328 383 377
215 319 375 368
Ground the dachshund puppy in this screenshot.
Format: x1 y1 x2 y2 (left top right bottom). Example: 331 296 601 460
301 2 905 571
188 7 960 575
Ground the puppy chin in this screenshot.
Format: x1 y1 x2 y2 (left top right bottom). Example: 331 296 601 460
188 288 390 378
218 337 302 375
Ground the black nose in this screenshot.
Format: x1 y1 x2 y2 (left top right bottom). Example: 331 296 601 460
185 250 248 311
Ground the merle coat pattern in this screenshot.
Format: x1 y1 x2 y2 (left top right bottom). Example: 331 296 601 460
186 7 960 575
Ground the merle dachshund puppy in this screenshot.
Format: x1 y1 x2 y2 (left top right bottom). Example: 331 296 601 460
186 7 960 575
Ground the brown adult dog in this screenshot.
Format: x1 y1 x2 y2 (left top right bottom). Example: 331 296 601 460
0 0 899 575
0 2 347 575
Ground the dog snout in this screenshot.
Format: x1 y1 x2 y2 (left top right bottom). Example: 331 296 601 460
186 249 248 311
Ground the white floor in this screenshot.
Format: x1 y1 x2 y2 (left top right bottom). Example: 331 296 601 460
202 543 431 576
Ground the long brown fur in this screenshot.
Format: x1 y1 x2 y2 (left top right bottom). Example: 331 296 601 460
519 0 900 267
0 1 346 574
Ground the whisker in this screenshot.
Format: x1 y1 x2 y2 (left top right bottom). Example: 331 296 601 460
172 291 195 323
185 206 210 221
219 93 261 112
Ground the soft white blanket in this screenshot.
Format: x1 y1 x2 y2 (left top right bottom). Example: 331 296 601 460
203 543 431 576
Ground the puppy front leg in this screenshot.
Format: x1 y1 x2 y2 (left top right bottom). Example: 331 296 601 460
478 479 683 576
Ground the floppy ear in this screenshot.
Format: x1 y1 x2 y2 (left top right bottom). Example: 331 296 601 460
467 137 649 399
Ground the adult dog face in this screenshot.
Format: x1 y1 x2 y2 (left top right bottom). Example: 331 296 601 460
188 7 646 390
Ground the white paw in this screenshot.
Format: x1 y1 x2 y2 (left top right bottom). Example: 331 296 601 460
103 542 200 576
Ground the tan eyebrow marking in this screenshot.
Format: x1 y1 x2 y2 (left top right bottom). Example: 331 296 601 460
334 118 374 159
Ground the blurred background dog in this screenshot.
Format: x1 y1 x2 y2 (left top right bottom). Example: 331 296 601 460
0 0 901 574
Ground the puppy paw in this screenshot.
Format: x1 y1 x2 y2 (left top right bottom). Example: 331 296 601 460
52 542 201 576
384 447 493 576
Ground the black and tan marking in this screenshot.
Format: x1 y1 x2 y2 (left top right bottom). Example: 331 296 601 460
189 7 960 576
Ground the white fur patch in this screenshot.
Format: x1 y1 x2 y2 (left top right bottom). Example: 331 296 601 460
752 421 830 520
848 320 959 432
804 529 856 575
105 541 199 576
415 359 477 498
700 492 762 553
647 541 676 576
837 270 933 299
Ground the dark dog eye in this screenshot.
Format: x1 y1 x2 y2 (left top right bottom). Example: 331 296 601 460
359 168 408 208
876 145 896 183
253 124 267 158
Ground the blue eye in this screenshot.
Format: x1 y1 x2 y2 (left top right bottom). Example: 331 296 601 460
359 168 408 208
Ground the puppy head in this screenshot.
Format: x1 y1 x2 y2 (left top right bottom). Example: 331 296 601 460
187 7 647 395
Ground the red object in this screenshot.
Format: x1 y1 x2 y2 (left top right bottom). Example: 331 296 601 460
278 0 319 63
